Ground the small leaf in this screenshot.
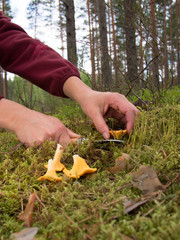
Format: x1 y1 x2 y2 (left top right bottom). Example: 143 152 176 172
107 153 131 174
123 196 149 214
18 192 37 227
131 165 164 195
119 233 133 240
10 227 38 240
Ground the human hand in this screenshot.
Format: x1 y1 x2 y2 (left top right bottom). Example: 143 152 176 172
63 76 139 139
0 99 80 147
15 111 81 148
79 91 139 139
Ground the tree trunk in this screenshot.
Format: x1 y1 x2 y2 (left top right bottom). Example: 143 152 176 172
123 0 138 84
96 0 112 90
27 0 42 106
94 1 101 88
139 0 145 87
107 3 112 59
170 0 174 81
176 0 180 85
150 0 159 89
110 0 119 85
163 0 169 89
2 0 8 98
58 0 65 58
87 0 96 88
3 71 8 98
64 0 78 66
0 67 4 96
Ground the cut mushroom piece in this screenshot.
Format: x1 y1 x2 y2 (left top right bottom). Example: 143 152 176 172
63 155 97 179
44 144 65 171
109 130 128 139
38 159 62 182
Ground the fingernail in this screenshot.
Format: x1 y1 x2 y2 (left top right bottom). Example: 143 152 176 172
102 132 109 139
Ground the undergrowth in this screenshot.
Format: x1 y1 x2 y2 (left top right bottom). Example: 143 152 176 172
0 101 180 240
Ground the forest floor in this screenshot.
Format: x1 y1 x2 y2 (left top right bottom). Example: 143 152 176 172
0 100 180 240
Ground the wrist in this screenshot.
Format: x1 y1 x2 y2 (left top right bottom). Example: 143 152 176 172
0 98 31 132
63 76 94 104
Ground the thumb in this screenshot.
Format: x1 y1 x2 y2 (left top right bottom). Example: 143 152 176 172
58 129 72 148
91 112 110 139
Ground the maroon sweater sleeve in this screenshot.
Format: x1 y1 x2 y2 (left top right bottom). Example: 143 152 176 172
0 12 80 97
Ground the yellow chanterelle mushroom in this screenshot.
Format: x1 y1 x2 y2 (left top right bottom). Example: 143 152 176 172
109 130 128 139
63 155 97 179
44 144 65 171
38 159 62 182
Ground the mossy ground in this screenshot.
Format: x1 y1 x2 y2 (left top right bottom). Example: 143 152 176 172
0 101 180 240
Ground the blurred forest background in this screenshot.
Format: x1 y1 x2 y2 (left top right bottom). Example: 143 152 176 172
0 0 179 113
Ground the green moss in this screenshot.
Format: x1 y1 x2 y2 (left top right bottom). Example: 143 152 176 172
0 104 180 240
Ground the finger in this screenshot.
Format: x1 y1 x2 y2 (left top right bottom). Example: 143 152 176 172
58 129 72 148
91 110 110 139
124 110 136 133
66 128 81 139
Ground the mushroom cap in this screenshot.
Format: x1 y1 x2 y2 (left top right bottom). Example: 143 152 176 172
38 159 62 182
63 155 97 179
109 130 128 139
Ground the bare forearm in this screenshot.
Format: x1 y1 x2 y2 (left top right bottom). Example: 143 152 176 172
63 76 93 104
0 98 80 147
0 98 29 132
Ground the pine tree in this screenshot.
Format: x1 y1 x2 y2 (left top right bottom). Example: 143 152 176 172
64 0 78 66
123 0 138 84
96 0 112 89
150 0 159 89
87 0 96 88
0 0 12 98
176 0 180 85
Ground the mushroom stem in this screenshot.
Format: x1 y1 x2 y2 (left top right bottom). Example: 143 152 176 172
44 144 65 171
38 159 62 182
63 154 97 179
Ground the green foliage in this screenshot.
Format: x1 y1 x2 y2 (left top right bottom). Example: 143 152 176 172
1 0 13 18
7 72 93 114
7 75 64 114
80 71 92 88
130 86 180 106
0 95 180 239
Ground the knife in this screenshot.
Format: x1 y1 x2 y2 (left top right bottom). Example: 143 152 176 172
73 138 125 144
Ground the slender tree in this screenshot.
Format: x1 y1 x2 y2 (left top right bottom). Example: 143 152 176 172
87 0 96 88
94 0 101 88
176 0 180 85
1 0 12 98
110 0 119 85
96 0 112 89
27 0 43 108
163 0 169 89
150 0 159 89
107 1 112 58
0 0 2 94
123 0 138 84
58 0 65 58
138 0 145 86
64 0 78 66
0 67 3 96
27 0 41 38
170 0 174 78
